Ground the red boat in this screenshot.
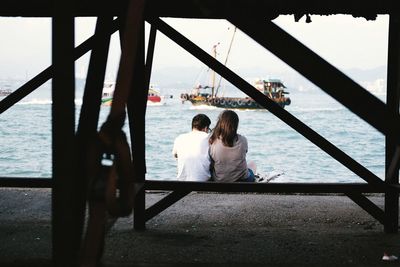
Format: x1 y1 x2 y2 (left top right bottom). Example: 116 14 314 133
102 82 170 106
147 87 162 103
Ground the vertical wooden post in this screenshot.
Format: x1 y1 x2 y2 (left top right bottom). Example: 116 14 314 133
52 4 79 265
132 24 157 229
385 14 400 233
130 23 147 230
114 0 146 230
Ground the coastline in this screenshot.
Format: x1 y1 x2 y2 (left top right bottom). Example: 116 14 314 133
0 188 398 266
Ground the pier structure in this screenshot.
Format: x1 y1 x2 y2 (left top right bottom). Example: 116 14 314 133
0 0 399 265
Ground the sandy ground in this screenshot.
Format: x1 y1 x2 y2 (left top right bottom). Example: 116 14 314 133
0 188 399 266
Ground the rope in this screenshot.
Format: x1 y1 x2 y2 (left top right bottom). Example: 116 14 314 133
79 0 145 265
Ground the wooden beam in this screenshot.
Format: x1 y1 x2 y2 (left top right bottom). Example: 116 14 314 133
0 66 52 114
52 3 79 265
229 17 400 139
145 190 191 221
75 16 114 257
150 17 387 188
129 25 146 230
384 14 400 233
0 0 397 18
0 177 52 188
0 18 121 115
132 24 157 230
76 15 112 135
346 193 385 224
108 0 147 231
144 25 157 90
145 180 390 193
77 16 113 137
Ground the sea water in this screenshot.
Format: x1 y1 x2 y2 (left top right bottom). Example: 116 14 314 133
0 84 386 183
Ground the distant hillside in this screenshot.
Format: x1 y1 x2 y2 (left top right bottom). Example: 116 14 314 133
1 64 386 103
149 65 387 95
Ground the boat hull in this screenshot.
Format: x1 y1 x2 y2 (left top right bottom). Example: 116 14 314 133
181 95 291 109
103 96 165 106
148 95 162 103
101 97 113 106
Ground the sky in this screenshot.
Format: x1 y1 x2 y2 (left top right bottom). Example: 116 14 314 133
0 14 389 82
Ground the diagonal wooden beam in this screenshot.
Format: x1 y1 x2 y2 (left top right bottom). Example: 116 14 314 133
346 193 385 224
77 16 113 136
110 0 145 122
149 17 386 188
229 17 400 139
144 25 157 91
145 190 191 221
0 18 121 115
75 16 114 253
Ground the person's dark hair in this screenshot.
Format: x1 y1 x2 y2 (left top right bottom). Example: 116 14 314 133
192 114 211 131
209 110 239 147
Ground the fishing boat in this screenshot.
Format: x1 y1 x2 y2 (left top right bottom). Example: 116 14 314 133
180 78 291 109
101 82 170 106
179 29 291 109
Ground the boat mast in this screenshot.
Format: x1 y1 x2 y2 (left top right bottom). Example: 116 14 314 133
215 26 237 97
211 43 219 98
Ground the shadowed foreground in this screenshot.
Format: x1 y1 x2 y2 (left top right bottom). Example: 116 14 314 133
0 188 399 266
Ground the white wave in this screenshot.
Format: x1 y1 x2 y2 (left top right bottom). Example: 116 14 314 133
235 108 267 113
147 101 166 106
18 99 52 105
288 106 345 113
17 98 84 105
189 104 219 110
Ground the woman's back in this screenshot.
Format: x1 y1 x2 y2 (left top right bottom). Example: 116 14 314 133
209 134 248 182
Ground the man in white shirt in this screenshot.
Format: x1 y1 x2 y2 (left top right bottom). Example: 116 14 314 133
172 114 211 181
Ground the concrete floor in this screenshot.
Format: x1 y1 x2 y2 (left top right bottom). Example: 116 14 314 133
0 188 399 266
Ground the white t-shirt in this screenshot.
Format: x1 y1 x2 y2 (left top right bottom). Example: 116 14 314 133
172 130 211 181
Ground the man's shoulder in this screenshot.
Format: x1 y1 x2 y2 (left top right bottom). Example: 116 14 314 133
176 130 209 142
174 131 191 143
176 131 190 138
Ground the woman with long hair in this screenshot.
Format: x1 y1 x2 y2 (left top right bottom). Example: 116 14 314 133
209 110 255 182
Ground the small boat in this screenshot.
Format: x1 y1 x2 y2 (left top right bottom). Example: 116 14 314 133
0 85 13 97
180 78 291 109
147 87 162 103
101 81 115 106
101 82 170 106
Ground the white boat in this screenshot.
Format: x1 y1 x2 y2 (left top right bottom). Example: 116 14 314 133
101 81 115 106
101 82 171 106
